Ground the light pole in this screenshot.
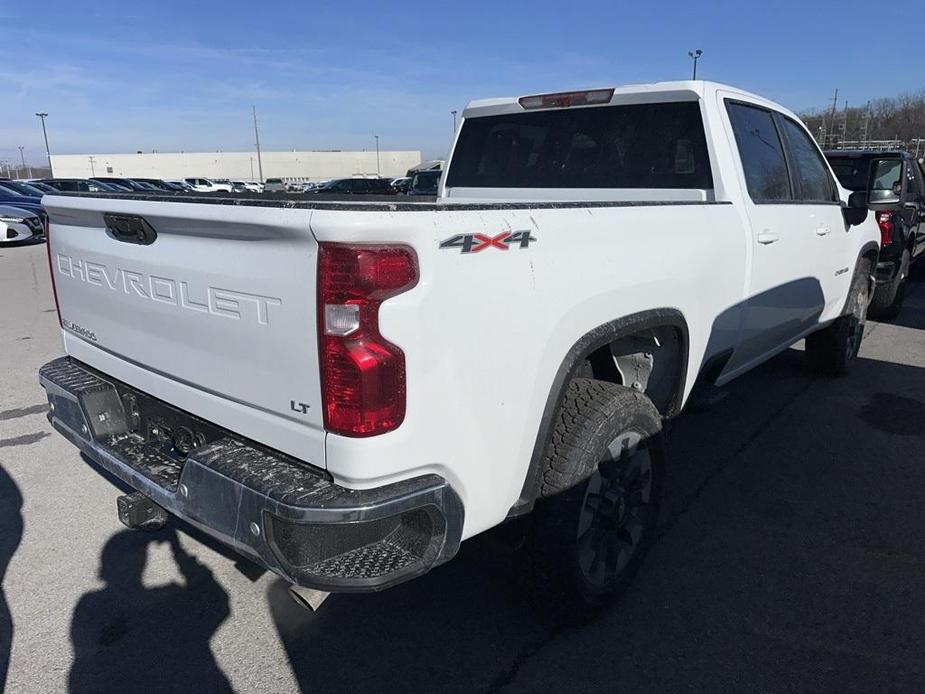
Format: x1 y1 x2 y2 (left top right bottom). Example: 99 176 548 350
374 135 380 176
688 49 703 80
35 112 52 175
451 110 458 133
252 105 264 183
18 146 30 178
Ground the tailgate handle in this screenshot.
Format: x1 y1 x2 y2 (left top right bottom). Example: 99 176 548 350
104 213 158 245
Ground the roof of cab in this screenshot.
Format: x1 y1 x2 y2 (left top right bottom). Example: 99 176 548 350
462 80 798 122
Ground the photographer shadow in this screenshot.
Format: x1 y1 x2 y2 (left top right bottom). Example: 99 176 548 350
0 464 22 693
68 528 232 694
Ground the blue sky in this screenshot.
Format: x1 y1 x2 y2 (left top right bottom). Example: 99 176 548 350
1 0 915 166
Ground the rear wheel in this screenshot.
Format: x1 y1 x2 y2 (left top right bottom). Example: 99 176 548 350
806 260 871 375
526 379 663 614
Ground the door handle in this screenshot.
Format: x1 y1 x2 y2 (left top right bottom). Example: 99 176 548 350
757 230 780 244
815 226 831 236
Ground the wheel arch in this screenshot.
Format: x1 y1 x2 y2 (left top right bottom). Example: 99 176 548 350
509 308 689 517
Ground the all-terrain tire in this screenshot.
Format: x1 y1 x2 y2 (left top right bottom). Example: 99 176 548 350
868 250 910 320
806 259 872 375
525 379 664 616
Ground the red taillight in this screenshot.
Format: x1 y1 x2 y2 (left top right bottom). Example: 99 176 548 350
876 211 894 246
44 216 62 327
317 243 418 437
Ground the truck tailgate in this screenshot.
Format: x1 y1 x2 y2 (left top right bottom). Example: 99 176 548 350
43 195 325 467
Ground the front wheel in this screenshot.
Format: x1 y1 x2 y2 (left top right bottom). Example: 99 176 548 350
525 379 664 614
805 260 871 375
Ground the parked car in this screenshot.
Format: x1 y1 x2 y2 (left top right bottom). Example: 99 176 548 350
41 179 123 193
89 177 159 192
391 176 411 193
0 180 49 197
243 181 264 193
407 170 441 196
165 180 196 192
24 181 58 194
156 181 189 192
825 150 925 317
128 178 179 192
262 178 287 193
39 81 877 614
310 177 396 194
183 178 233 193
0 191 44 218
0 205 44 243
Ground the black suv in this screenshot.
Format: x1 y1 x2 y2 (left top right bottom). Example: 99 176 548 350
825 150 925 317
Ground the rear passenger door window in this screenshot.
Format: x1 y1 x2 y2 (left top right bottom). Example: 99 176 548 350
726 102 791 202
778 117 836 202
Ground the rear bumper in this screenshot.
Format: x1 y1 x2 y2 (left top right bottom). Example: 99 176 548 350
874 260 899 286
39 357 463 592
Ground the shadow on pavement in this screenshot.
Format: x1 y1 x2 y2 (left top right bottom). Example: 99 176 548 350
263 344 925 694
68 528 233 694
0 465 22 693
54 298 925 693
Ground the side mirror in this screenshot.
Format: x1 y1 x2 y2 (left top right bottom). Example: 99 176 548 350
867 158 903 210
843 191 869 227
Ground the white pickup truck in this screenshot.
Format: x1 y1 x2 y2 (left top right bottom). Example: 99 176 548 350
39 81 878 610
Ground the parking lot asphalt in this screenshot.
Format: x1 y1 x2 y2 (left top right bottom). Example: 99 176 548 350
2 240 925 693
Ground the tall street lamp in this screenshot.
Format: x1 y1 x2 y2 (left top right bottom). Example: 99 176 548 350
688 49 703 80
451 110 458 134
35 112 52 175
374 135 380 176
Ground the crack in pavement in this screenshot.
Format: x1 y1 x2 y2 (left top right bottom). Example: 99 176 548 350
0 432 50 448
0 404 49 422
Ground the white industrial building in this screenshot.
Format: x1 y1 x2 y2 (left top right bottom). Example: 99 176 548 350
50 150 422 183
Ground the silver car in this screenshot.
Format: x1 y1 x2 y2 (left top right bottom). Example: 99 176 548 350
263 178 286 192
0 205 44 243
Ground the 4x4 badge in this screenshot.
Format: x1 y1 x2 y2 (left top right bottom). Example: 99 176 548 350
439 231 536 254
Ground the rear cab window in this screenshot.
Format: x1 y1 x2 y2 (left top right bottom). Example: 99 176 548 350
827 157 873 192
445 100 713 191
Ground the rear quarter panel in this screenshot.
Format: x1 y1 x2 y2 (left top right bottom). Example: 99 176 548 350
311 202 747 538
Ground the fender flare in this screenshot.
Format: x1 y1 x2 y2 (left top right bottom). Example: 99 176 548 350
508 308 689 516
